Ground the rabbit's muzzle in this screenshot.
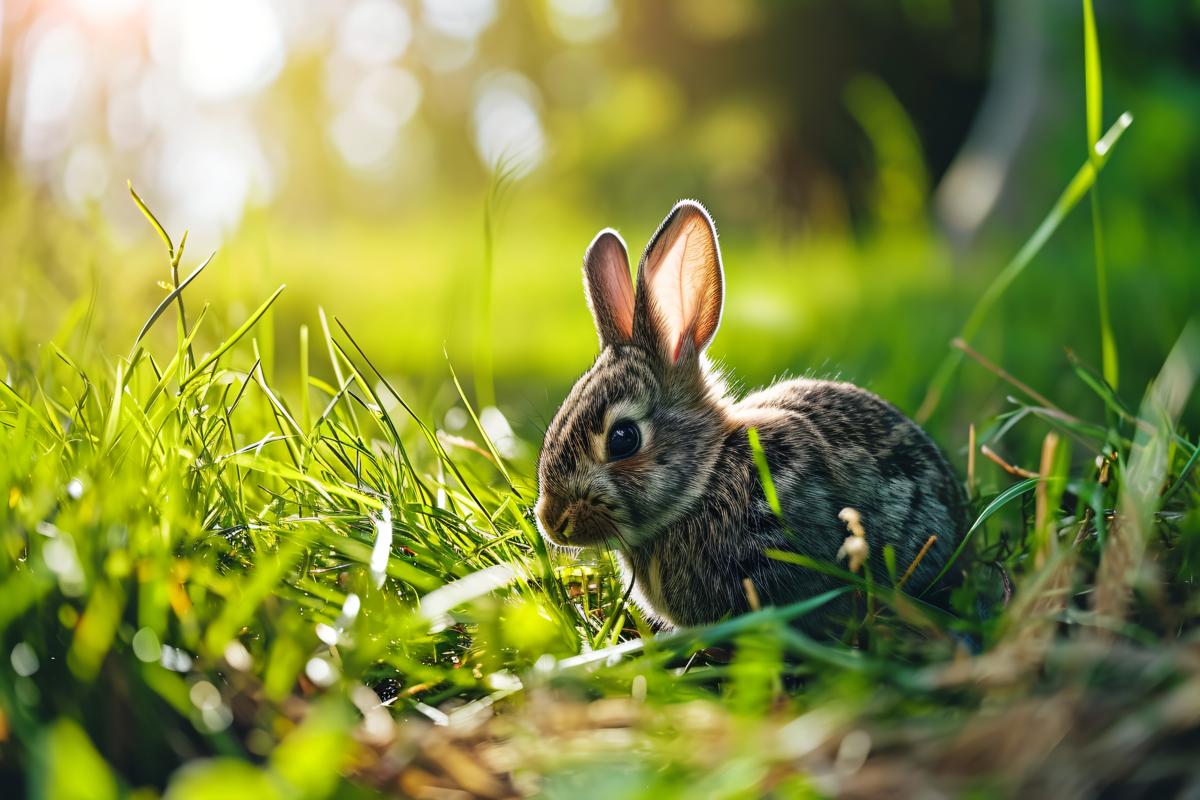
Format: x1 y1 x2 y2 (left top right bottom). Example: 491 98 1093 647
535 493 618 548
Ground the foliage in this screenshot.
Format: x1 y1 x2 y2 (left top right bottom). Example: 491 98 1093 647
2 3 1200 798
3 165 1200 793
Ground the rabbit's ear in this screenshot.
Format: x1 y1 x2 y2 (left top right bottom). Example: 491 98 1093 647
635 201 724 364
583 229 635 347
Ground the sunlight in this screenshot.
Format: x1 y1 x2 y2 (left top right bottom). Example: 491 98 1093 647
2 3 1198 794
547 0 618 44
336 0 412 66
471 71 546 178
62 142 110 210
66 0 142 22
151 0 284 101
422 0 496 41
328 65 422 171
156 117 273 240
18 23 89 162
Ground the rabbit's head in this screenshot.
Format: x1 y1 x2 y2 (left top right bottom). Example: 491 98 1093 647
535 201 732 550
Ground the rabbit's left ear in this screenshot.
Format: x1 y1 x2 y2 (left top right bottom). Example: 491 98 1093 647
635 201 724 364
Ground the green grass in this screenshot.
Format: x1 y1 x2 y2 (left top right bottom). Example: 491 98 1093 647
4 10 1200 799
2 179 1199 796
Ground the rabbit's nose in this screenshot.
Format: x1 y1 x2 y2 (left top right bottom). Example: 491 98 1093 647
535 494 571 536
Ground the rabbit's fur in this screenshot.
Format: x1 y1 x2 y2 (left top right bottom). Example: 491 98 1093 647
535 201 967 631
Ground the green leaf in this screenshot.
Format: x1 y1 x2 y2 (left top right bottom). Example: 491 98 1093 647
883 543 898 585
1112 323 1200 571
765 550 957 628
0 378 58 437
1068 349 1134 422
100 361 125 452
556 586 858 672
448 358 519 495
31 719 120 800
1163 442 1200 503
1092 192 1119 392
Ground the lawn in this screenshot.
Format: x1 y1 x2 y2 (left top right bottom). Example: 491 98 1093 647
2 2 1200 798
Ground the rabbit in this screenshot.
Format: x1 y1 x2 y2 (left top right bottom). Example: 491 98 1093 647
534 200 968 632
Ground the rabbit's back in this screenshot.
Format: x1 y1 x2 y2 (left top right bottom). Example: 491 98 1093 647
622 378 966 630
736 378 967 596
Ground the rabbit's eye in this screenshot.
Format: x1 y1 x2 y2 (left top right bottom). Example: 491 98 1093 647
607 420 641 461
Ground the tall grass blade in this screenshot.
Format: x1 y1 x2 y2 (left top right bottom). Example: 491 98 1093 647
473 154 521 410
917 112 1133 422
128 181 173 257
1083 0 1119 391
101 361 125 451
1083 0 1103 149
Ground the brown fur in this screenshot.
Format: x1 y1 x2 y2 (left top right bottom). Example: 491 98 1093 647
535 201 967 632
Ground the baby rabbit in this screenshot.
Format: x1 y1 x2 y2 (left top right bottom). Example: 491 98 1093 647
535 201 967 631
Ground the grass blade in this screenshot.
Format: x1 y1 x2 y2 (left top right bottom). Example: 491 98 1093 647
917 112 1133 422
131 253 214 353
180 285 286 388
1083 0 1103 149
1094 323 1200 624
128 181 173 257
447 358 519 497
1083 0 1119 391
747 427 782 518
922 477 1041 594
555 586 857 672
0 380 58 437
101 361 125 451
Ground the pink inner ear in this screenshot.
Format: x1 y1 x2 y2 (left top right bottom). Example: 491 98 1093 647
648 217 716 360
599 246 635 340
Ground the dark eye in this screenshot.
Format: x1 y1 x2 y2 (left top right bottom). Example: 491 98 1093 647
607 420 641 461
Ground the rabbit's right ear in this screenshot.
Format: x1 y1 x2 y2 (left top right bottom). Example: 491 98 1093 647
582 229 635 347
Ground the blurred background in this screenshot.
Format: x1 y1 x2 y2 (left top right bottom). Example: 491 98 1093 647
1 0 1198 452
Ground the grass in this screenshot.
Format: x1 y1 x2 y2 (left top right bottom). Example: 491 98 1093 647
3 9 1200 800
2 193 1199 798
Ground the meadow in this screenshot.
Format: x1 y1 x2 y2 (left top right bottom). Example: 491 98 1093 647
2 2 1200 798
